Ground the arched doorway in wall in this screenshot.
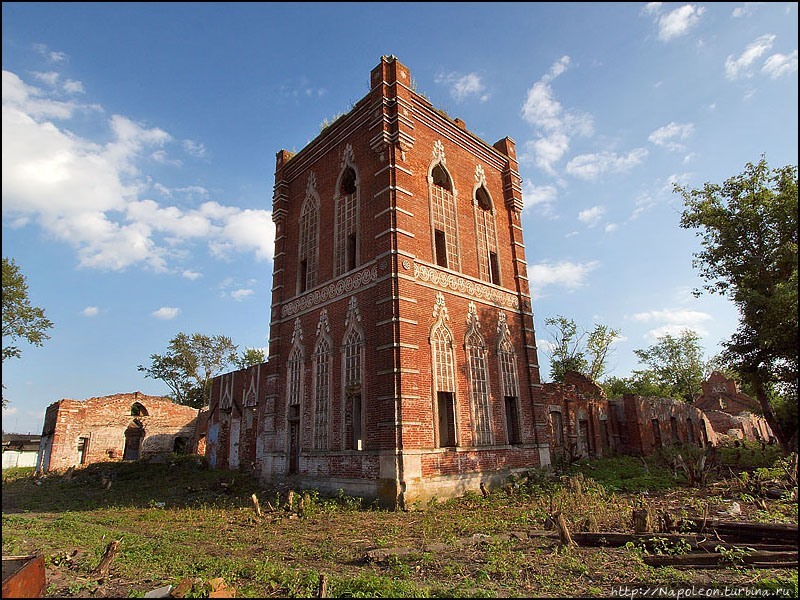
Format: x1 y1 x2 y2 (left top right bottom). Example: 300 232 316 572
123 420 145 461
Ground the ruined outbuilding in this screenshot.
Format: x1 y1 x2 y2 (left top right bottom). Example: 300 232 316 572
693 371 774 442
36 392 200 474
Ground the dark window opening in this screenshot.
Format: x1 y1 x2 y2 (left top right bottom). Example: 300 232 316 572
600 420 610 451
173 437 189 454
670 416 679 444
347 233 357 272
437 392 456 448
298 259 308 293
434 229 448 268
686 418 695 444
551 411 564 447
476 187 492 211
131 402 148 417
505 397 520 445
651 418 662 447
432 165 451 190
489 252 500 285
352 394 362 451
77 437 89 465
340 168 356 195
579 419 593 456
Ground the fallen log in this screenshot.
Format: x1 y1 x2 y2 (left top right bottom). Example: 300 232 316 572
644 550 797 568
573 532 797 552
682 519 798 544
92 540 121 576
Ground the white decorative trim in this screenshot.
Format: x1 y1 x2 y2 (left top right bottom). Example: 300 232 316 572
344 295 361 331
281 265 379 318
433 139 446 165
340 143 355 171
414 264 519 309
432 291 449 322
475 164 486 188
306 171 317 197
290 317 303 346
316 308 331 338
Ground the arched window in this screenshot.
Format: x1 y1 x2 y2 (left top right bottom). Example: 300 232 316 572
429 144 460 271
342 296 364 451
465 303 492 445
334 166 359 276
497 312 521 445
312 310 331 450
130 402 148 417
298 177 320 294
431 293 457 447
474 185 500 285
287 320 304 409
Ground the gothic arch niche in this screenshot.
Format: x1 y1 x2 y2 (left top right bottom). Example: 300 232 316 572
430 292 457 448
298 172 320 294
123 419 145 461
286 318 304 474
465 302 493 446
312 309 332 451
334 145 360 277
473 164 501 285
428 141 460 271
341 296 365 451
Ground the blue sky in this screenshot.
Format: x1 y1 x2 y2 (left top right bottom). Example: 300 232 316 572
2 3 797 435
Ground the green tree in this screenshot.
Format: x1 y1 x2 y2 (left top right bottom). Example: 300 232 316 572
2 257 54 407
236 347 267 369
631 330 709 402
544 315 620 382
138 333 239 408
677 156 798 453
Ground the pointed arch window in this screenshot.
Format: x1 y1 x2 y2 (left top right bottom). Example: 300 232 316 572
465 303 492 445
334 164 359 276
298 177 320 293
474 183 500 285
312 310 331 450
287 320 304 409
497 312 521 444
431 293 457 447
341 296 364 451
429 145 460 271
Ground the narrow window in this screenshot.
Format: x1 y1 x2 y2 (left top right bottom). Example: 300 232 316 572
437 392 456 447
430 164 459 270
651 419 662 447
600 419 610 451
173 437 188 454
670 416 679 444
335 167 359 276
313 337 331 451
686 418 695 444
489 252 500 285
505 397 520 445
298 259 308 293
434 229 448 268
352 394 362 451
298 195 319 293
77 437 89 464
551 411 564 447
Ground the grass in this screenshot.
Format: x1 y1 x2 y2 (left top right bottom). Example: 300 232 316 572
2 452 797 598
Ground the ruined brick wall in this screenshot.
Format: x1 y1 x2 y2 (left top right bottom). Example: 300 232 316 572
694 371 762 415
617 395 717 455
703 409 773 442
37 392 199 473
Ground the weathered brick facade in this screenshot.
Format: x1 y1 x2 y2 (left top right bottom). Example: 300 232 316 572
694 372 774 442
207 56 550 508
37 392 200 473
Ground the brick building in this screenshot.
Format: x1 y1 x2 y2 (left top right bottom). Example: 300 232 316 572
694 371 773 442
207 55 550 508
37 392 200 473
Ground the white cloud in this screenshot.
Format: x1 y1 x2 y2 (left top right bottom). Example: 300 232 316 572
2 67 275 273
520 57 594 175
725 34 776 80
650 4 706 42
648 122 695 151
578 205 606 227
152 307 181 320
435 71 490 103
604 223 619 234
521 179 558 216
231 288 255 301
565 148 648 181
182 139 207 158
33 43 67 63
527 260 600 297
762 50 798 79
631 308 713 340
182 270 202 280
732 3 764 18
82 306 99 317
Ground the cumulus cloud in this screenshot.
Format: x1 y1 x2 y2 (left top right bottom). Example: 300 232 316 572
645 4 706 42
231 288 255 301
82 306 99 317
2 66 275 273
732 3 765 18
152 307 181 320
725 34 776 79
182 270 202 280
631 308 713 340
648 122 695 152
521 179 559 217
520 56 594 174
762 50 798 79
527 260 600 298
578 205 606 227
435 71 490 103
565 148 648 181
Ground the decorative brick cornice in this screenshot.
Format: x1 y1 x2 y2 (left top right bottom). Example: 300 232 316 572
414 264 520 310
281 264 380 318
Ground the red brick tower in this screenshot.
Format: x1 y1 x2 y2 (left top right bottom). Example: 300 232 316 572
260 56 549 507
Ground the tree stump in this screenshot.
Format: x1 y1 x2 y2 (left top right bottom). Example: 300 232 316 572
92 540 120 576
632 508 652 534
553 512 575 547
